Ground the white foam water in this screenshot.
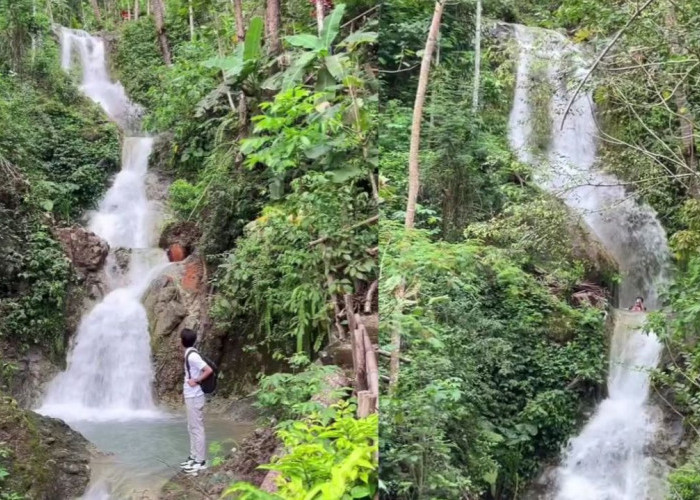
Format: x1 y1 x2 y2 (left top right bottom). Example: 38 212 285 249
60 28 142 131
38 29 166 423
508 24 671 500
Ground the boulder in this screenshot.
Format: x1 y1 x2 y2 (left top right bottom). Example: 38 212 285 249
0 394 91 499
167 243 187 262
0 342 58 408
159 221 202 256
143 255 208 403
55 226 108 272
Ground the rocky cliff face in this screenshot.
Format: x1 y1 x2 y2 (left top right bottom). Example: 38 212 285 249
0 394 91 499
1 226 111 407
143 248 275 403
143 254 210 404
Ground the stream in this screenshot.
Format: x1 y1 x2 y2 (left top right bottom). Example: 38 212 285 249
35 28 253 499
508 24 671 499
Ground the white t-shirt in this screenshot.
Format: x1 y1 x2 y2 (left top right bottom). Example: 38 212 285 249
184 348 207 399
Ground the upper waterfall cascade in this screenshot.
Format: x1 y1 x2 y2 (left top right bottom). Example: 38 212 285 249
508 24 671 500
38 28 166 422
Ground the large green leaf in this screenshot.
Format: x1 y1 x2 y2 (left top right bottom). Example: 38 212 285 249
328 165 363 183
281 51 318 89
338 30 377 48
243 16 264 61
320 4 347 49
315 66 336 91
285 34 323 51
324 54 345 81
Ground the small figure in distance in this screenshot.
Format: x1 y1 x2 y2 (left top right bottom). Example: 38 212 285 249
629 296 647 312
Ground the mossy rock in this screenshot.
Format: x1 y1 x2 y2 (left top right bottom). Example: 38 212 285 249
0 395 90 499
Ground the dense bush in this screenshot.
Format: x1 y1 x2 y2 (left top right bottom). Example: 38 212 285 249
226 401 378 500
379 222 606 498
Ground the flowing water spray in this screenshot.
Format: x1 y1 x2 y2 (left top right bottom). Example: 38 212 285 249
39 28 166 423
508 24 671 499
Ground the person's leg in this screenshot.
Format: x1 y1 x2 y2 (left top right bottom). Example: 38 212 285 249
185 397 197 460
191 395 206 463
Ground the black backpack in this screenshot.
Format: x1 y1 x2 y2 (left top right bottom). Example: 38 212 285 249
186 349 219 394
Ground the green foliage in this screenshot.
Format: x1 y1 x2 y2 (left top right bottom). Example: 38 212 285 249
0 443 23 500
0 226 71 348
203 16 264 84
224 402 378 500
0 26 118 351
379 19 518 239
380 222 606 498
668 449 700 500
209 441 226 467
264 4 376 92
113 17 165 107
212 170 376 359
256 362 348 422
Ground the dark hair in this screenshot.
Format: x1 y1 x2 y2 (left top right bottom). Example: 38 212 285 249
636 296 644 302
180 328 197 348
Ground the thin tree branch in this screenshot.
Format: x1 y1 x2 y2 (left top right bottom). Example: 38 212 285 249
560 0 658 130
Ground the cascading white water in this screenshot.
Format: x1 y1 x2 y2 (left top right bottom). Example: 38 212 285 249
60 28 141 130
38 28 165 422
508 24 671 499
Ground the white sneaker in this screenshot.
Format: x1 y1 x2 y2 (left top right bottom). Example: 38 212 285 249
183 461 207 474
179 457 195 469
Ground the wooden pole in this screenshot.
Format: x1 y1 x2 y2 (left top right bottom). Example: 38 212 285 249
362 324 379 397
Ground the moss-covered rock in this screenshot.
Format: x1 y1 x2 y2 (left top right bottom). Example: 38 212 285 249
0 395 90 499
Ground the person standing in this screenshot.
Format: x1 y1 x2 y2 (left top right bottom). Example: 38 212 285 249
179 328 213 473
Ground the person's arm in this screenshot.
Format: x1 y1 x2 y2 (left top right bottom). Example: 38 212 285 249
187 354 213 386
195 365 213 384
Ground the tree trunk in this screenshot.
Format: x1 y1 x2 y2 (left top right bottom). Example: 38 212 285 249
471 0 482 112
188 0 195 41
265 0 281 55
405 0 444 229
46 0 54 23
391 0 444 391
665 4 698 195
88 0 102 22
233 0 245 41
315 0 325 35
151 0 172 65
134 0 139 20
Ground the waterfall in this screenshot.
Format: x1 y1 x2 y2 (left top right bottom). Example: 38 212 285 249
508 25 671 499
38 28 166 422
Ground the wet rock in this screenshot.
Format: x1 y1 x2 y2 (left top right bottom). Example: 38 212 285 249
159 221 202 256
521 464 558 500
311 367 350 406
326 341 354 370
0 342 59 407
114 247 131 272
55 226 109 272
0 394 91 499
167 243 187 262
143 255 208 403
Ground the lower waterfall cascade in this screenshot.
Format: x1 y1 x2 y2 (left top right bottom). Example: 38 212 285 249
39 27 165 423
508 24 672 500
